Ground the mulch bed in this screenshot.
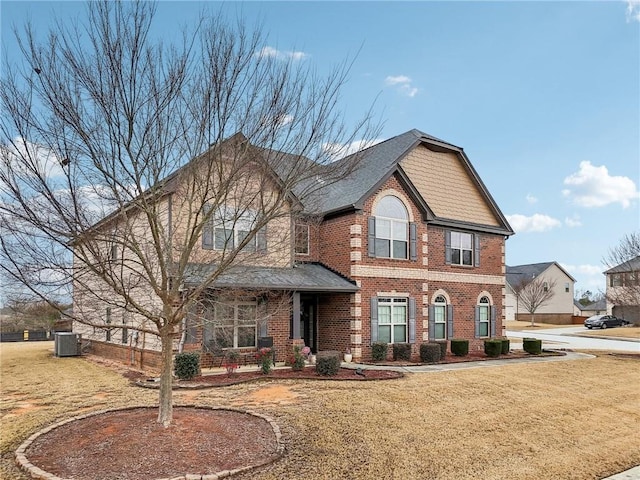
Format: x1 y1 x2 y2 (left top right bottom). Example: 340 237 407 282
129 350 563 389
22 407 282 480
133 367 404 388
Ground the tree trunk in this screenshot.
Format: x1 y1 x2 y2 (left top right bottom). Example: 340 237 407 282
157 329 174 428
530 313 535 327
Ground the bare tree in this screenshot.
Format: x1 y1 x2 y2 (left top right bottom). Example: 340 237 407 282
0 1 378 426
603 232 640 322
512 277 557 326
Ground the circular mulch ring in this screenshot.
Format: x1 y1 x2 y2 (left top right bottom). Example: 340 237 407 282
16 406 284 480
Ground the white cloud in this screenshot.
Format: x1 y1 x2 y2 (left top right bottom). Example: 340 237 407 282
506 213 562 233
322 138 384 161
384 75 419 97
255 46 308 61
562 161 639 208
627 1 640 22
1 137 66 179
562 263 605 290
564 214 582 228
525 193 538 204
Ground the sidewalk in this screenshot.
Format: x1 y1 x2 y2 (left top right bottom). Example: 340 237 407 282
341 350 594 373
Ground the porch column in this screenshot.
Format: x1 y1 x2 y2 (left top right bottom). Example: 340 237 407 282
292 291 301 339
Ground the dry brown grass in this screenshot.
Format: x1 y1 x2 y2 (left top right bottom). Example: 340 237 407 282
505 320 580 331
2 341 640 480
577 326 640 339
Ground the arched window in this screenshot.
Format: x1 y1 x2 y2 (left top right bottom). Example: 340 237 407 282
433 295 447 340
477 296 490 337
373 196 409 259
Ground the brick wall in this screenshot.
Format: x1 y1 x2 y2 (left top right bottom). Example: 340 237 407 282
315 173 507 361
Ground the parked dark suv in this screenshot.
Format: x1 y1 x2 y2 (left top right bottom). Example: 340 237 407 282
584 314 629 329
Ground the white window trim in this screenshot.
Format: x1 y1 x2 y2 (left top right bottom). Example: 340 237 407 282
451 231 473 266
478 297 490 338
295 223 310 255
377 297 408 344
433 295 447 340
207 300 258 349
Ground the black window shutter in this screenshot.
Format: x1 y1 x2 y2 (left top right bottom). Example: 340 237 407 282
428 305 435 341
370 297 378 344
202 205 213 249
408 297 416 343
447 305 454 338
474 306 480 338
445 230 452 264
368 217 376 257
474 234 481 267
490 306 496 337
409 222 417 261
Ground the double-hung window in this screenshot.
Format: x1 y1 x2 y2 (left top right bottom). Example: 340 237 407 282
203 206 266 253
477 296 490 337
377 297 408 344
295 224 309 255
445 231 480 267
368 196 417 260
432 295 447 340
204 300 257 349
475 296 495 338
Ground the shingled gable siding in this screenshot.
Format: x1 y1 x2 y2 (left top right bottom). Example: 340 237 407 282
400 144 500 227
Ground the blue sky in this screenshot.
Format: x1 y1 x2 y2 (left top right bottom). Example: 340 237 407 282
2 1 639 294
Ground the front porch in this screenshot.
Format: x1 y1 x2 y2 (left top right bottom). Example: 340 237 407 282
182 262 359 365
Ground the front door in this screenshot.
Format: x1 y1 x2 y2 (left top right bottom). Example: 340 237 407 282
300 295 318 353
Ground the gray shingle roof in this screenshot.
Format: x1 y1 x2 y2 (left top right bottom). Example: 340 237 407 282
604 255 640 274
505 261 577 287
183 262 358 293
315 129 453 215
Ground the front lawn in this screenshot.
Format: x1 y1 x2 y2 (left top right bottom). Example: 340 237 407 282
2 341 639 480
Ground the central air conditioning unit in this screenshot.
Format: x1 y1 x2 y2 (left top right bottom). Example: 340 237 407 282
54 332 81 357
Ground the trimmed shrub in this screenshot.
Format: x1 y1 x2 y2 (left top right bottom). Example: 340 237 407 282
287 345 307 371
316 350 341 376
371 342 388 362
484 339 502 357
174 352 200 380
393 343 412 361
420 343 441 363
523 338 542 355
500 338 510 355
436 340 448 359
450 339 469 357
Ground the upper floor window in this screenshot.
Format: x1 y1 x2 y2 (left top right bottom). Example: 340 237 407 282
368 196 416 260
564 283 570 293
611 274 622 287
202 206 266 253
295 224 309 255
445 231 480 267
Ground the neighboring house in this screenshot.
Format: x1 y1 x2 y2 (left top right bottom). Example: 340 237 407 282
573 299 607 317
605 255 640 325
505 262 575 324
73 129 514 367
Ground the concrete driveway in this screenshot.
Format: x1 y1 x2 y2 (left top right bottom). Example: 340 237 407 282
507 326 639 352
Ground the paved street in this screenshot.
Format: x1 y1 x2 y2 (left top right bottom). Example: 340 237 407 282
507 326 639 353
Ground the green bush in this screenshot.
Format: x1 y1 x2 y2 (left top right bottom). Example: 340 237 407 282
315 351 341 376
288 345 307 371
450 339 469 357
393 343 412 361
436 340 448 359
500 338 510 355
484 339 502 357
174 352 200 380
420 343 441 363
523 338 542 355
371 342 388 362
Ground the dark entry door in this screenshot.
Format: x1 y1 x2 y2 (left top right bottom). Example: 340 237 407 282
300 295 318 353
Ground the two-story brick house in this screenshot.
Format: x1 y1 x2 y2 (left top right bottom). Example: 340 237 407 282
73 129 513 367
